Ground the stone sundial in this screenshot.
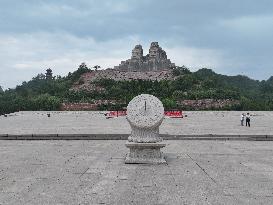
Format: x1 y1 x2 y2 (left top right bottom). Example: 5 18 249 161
125 94 166 164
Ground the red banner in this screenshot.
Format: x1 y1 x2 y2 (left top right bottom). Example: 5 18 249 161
106 110 183 118
164 110 183 118
107 111 127 118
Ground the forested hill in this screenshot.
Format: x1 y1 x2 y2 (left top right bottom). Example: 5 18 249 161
1 63 273 114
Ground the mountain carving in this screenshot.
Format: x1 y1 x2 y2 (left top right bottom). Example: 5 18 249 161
114 42 175 72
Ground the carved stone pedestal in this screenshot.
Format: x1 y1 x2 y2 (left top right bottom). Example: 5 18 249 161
125 142 166 164
125 94 167 164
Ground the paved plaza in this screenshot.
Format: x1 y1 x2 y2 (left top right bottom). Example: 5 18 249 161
1 111 273 204
0 140 273 204
1 111 273 136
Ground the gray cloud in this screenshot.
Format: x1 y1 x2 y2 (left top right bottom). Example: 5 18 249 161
0 0 273 88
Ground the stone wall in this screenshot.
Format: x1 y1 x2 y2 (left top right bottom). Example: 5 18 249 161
60 100 118 111
60 99 239 111
60 103 98 111
178 99 240 110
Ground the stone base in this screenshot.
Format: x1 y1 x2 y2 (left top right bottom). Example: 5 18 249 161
125 142 166 164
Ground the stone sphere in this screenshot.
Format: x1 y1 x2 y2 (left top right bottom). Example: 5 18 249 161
126 94 164 129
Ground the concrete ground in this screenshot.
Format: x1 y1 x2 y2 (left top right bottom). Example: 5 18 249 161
1 140 273 205
1 111 273 135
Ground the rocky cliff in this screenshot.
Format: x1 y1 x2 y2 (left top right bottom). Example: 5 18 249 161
72 69 175 92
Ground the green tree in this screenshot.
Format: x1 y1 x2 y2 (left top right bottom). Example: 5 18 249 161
172 65 191 76
162 98 177 109
33 94 61 111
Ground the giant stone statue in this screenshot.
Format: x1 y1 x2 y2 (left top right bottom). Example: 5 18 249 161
114 42 175 72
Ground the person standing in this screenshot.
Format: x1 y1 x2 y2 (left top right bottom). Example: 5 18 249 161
240 113 245 126
246 113 250 127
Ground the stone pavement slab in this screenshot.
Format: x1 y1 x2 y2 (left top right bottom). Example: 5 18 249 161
0 140 273 204
1 111 273 136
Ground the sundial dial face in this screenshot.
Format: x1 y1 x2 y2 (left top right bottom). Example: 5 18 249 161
127 94 164 128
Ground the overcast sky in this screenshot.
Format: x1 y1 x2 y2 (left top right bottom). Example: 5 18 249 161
1 0 273 89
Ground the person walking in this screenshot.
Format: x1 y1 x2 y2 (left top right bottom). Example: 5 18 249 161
246 113 250 127
240 113 245 126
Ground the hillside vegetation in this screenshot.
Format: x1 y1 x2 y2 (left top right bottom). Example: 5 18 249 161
1 63 273 114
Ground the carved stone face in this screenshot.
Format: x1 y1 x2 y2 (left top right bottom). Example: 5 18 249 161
132 45 143 59
149 42 160 58
149 47 159 58
132 50 141 59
